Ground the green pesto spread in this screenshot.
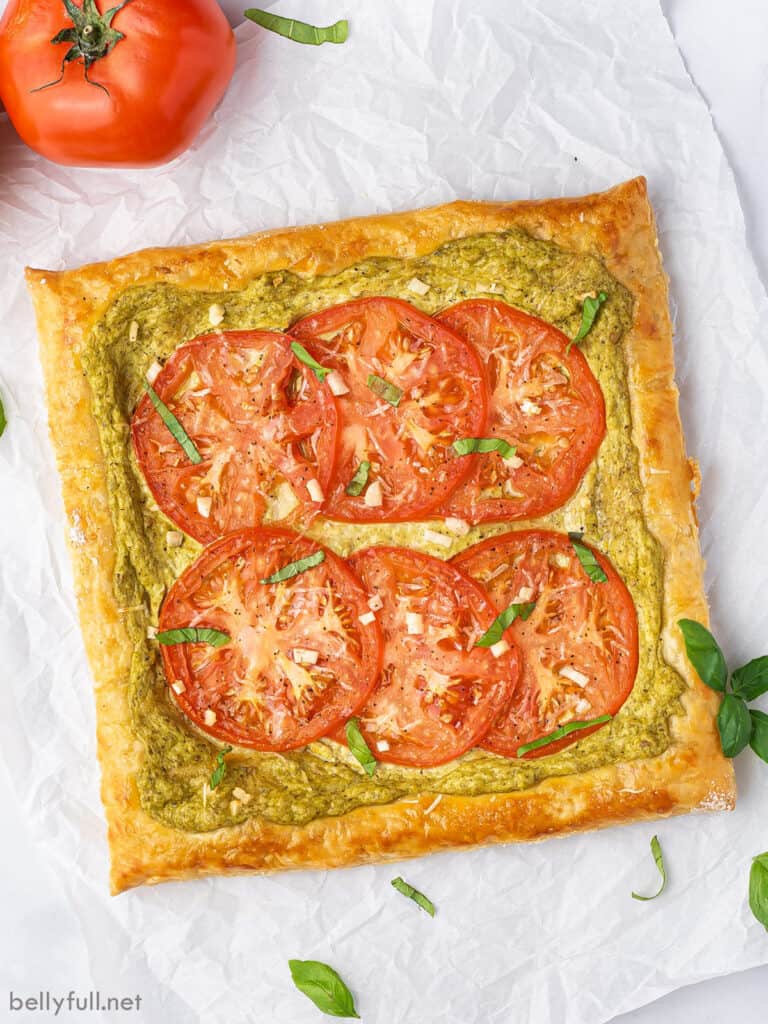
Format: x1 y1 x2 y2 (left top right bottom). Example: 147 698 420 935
81 229 684 833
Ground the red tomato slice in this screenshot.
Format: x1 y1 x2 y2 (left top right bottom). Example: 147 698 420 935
290 298 488 522
453 530 638 758
159 529 382 751
342 546 519 767
435 300 606 524
132 331 339 544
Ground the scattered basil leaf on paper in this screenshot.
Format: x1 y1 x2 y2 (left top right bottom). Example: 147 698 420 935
566 291 607 353
452 437 516 458
632 835 667 901
367 373 402 407
261 549 325 584
0 393 6 438
144 383 202 465
750 852 768 931
245 9 349 45
717 693 752 758
156 627 231 647
345 460 370 497
209 745 233 789
288 960 359 1018
290 340 331 382
750 709 768 764
516 715 611 757
475 601 536 648
677 619 728 692
391 876 436 917
568 533 608 584
732 656 768 701
345 717 376 776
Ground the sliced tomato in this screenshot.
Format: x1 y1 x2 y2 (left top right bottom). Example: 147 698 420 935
159 528 382 751
453 530 638 758
132 331 339 544
342 546 519 767
435 300 605 524
290 298 488 522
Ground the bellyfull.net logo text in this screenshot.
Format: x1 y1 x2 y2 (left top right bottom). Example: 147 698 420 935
9 991 143 1015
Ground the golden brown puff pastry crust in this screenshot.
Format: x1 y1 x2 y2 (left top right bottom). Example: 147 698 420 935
26 177 734 894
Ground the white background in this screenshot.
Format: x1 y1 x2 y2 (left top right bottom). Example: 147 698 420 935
0 1 766 1021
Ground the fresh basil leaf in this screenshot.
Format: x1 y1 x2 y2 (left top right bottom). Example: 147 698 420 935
345 460 371 497
345 717 376 776
288 960 359 1019
210 745 233 789
0 393 6 438
567 291 607 353
732 656 768 702
155 627 231 647
245 10 349 45
749 852 768 931
475 601 536 648
717 694 752 757
631 835 667 901
677 619 728 692
290 340 331 382
144 383 202 465
451 437 516 458
516 715 611 757
367 373 402 407
261 549 325 584
391 876 435 917
749 709 768 764
568 534 608 584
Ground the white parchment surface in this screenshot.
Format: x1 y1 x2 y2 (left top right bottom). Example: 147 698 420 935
0 1 767 1021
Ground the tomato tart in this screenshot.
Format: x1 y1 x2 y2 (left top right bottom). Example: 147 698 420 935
26 178 734 893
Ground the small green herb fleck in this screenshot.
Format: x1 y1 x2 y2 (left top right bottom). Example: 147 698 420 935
367 373 402 407
452 437 516 458
517 715 611 757
144 384 202 465
210 745 233 789
632 835 667 901
475 602 536 648
391 876 435 917
567 291 607 353
345 718 376 776
245 10 349 45
568 533 608 583
0 394 6 438
290 340 331 382
345 461 371 497
155 627 231 647
261 549 325 584
288 959 359 1018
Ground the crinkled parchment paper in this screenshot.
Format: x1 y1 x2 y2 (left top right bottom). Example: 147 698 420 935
0 1 766 1021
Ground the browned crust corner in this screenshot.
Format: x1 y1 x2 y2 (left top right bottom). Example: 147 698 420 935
25 177 734 895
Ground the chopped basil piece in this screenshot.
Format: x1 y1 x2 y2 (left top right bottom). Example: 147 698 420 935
568 533 608 584
261 549 325 584
475 601 536 648
155 627 231 647
144 383 202 465
732 656 768 701
391 876 435 917
452 437 516 458
717 693 752 757
677 619 728 692
750 852 768 931
631 835 667 901
567 291 607 353
517 714 612 757
750 709 768 764
210 745 233 789
367 373 402 407
345 717 376 776
288 960 359 1019
0 393 6 439
345 460 371 497
290 340 331 382
245 10 349 45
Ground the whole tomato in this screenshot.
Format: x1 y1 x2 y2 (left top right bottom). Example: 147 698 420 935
0 0 237 167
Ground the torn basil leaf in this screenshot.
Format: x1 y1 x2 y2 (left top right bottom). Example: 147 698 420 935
516 715 611 757
367 373 402 407
245 10 349 46
452 437 516 458
261 549 325 584
632 835 667 901
156 627 231 647
677 619 728 692
288 960 359 1019
567 291 607 353
568 534 608 584
475 601 536 648
144 383 202 465
210 745 233 789
345 460 371 497
391 876 435 917
732 656 768 702
717 693 752 757
750 709 768 764
750 852 768 931
345 717 376 776
290 340 331 382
